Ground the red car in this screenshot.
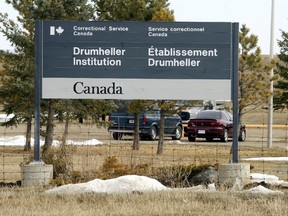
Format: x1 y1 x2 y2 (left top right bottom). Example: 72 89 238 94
186 110 246 142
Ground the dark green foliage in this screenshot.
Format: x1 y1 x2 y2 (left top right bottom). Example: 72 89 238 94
274 30 288 110
94 0 173 21
0 1 118 154
0 9 35 150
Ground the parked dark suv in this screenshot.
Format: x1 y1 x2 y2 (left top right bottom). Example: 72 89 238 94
108 112 183 140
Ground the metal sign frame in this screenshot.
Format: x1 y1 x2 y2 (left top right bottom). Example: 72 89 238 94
34 21 239 163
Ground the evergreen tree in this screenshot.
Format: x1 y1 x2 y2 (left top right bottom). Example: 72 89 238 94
238 24 271 122
95 0 173 21
0 0 96 154
274 30 288 110
0 11 35 151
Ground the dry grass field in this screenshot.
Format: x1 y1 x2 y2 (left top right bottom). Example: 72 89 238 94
0 186 288 216
1 124 288 181
1 110 288 215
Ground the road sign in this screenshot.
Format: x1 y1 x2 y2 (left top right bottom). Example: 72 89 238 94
36 21 236 100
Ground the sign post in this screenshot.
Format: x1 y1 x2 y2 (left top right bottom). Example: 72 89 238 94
232 23 239 163
33 21 42 162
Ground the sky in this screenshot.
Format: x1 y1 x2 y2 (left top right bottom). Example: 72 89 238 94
0 0 287 55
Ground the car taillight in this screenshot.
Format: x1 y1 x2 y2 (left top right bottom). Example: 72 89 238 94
210 120 221 126
143 116 147 124
188 120 195 127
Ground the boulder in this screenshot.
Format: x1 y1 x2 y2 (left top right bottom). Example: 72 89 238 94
187 167 218 186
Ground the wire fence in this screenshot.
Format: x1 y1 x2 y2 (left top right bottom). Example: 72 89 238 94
1 122 288 184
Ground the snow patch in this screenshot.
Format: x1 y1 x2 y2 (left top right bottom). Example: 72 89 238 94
45 175 168 194
245 185 284 195
0 135 103 146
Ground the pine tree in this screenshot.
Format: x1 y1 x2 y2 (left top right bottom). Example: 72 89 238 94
238 24 271 122
0 11 35 151
95 0 173 21
274 30 288 110
0 0 96 154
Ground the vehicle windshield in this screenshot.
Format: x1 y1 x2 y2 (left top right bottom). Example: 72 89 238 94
196 111 221 119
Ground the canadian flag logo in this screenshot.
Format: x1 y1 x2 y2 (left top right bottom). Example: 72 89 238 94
50 26 64 35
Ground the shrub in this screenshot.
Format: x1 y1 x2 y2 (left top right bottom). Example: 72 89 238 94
153 164 216 188
41 145 77 185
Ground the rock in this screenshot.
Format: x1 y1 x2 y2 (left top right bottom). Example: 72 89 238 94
187 167 218 186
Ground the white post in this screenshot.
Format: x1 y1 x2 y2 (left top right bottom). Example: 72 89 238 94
267 0 275 148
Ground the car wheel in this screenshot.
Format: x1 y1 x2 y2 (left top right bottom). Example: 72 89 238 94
172 126 182 140
206 137 213 142
112 132 123 140
220 129 228 142
188 135 196 142
238 129 246 141
149 126 157 140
